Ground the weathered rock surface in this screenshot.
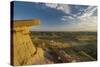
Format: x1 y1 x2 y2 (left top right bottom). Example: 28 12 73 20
11 19 50 66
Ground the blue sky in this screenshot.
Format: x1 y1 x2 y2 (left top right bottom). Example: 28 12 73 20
13 1 97 31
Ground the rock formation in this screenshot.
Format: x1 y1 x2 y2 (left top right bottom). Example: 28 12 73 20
11 19 47 66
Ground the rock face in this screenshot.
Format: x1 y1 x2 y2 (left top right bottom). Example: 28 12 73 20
11 19 46 66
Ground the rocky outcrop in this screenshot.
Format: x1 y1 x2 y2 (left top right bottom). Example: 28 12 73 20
11 19 48 66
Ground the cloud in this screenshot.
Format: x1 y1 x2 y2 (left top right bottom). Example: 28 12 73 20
78 6 97 18
60 6 97 31
75 6 97 31
61 16 74 21
45 3 71 14
61 15 75 25
76 16 97 31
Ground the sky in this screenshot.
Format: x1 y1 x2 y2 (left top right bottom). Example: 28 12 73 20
12 1 97 31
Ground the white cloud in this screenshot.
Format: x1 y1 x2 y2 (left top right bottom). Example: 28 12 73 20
45 3 71 14
74 6 97 31
61 15 75 25
61 16 74 21
75 16 97 31
60 6 97 31
79 6 97 18
58 16 97 31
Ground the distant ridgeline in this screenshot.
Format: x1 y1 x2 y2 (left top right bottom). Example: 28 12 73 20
11 19 48 66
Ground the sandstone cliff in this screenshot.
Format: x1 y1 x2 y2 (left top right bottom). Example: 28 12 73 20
11 19 50 66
